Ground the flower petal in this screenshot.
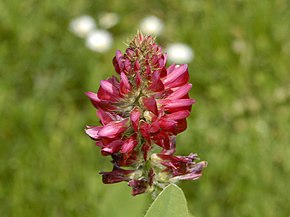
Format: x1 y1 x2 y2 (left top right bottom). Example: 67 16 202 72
98 119 128 138
130 107 141 132
167 83 192 100
163 64 189 88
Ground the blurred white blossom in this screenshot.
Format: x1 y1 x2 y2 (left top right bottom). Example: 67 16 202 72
69 15 96 38
99 12 120 29
166 43 194 63
85 29 113 53
140 15 164 36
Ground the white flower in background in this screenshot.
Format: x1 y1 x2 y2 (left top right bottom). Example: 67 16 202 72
99 12 120 29
69 15 96 38
85 29 113 53
166 43 194 63
140 15 164 36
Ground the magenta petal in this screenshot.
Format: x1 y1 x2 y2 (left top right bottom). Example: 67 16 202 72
86 91 116 110
143 96 158 115
102 140 124 154
100 80 120 96
120 72 131 95
121 136 137 154
135 71 141 87
98 119 128 138
165 110 190 120
158 99 195 112
130 107 141 132
163 64 189 88
167 84 192 100
148 71 164 92
97 109 120 125
85 126 102 139
112 50 123 74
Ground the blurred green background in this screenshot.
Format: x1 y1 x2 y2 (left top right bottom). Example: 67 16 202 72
1 0 290 216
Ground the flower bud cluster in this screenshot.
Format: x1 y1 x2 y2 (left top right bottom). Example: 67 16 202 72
85 32 207 195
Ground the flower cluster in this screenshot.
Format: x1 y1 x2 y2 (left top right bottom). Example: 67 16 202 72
85 32 207 196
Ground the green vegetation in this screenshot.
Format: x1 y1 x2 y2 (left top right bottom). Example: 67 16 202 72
1 0 290 216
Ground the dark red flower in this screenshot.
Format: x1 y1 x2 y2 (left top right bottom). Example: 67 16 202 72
85 32 207 195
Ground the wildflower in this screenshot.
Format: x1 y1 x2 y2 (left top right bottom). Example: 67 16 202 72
85 32 206 196
140 15 164 36
85 29 113 53
69 15 96 38
166 43 194 64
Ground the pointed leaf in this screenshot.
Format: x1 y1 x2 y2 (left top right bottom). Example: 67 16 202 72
145 184 189 217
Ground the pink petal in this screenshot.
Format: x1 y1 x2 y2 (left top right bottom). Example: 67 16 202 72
98 119 128 138
112 50 124 74
143 96 158 115
121 136 138 154
100 80 120 96
158 99 195 112
97 109 121 125
163 64 189 88
167 83 192 100
130 107 141 132
148 71 164 92
85 126 102 139
120 72 131 95
85 91 117 111
102 140 124 154
165 110 190 120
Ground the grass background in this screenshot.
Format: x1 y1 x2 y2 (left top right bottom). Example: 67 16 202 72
1 0 290 216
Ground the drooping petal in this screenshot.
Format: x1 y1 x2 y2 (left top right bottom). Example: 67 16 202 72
100 168 134 184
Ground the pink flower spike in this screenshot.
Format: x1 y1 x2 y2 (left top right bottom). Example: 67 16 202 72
130 107 141 132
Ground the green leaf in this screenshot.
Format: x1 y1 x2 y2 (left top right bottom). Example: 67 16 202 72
145 184 190 217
